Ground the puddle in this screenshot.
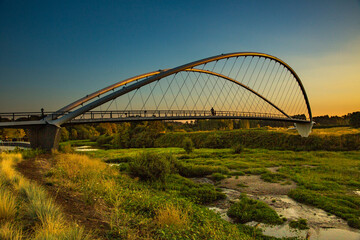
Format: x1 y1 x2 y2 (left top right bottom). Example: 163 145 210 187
194 177 360 240
74 146 99 152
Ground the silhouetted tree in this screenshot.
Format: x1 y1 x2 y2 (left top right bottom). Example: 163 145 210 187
349 112 360 128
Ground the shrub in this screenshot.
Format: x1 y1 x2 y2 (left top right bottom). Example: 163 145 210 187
175 162 229 178
232 144 244 154
348 218 360 229
182 137 194 154
129 152 171 182
211 172 226 182
227 194 283 225
204 133 224 148
232 171 245 176
181 185 226 204
59 142 73 153
289 218 309 230
96 135 113 147
260 172 288 183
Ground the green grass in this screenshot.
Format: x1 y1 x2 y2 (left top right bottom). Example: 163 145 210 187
227 194 284 225
80 147 360 229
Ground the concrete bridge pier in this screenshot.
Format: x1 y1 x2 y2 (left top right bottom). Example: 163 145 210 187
28 124 61 151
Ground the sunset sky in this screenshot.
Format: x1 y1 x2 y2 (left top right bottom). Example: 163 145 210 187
1 0 359 116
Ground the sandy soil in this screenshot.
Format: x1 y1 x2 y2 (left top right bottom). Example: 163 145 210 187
219 175 296 195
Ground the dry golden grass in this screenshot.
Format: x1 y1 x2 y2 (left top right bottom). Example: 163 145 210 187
55 153 107 180
0 189 17 221
155 204 189 230
0 152 22 180
0 152 92 239
0 223 23 240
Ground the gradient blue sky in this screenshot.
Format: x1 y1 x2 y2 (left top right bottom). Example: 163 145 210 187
1 0 359 116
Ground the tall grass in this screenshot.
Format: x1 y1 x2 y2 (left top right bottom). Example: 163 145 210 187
0 223 23 240
0 189 17 221
0 152 91 239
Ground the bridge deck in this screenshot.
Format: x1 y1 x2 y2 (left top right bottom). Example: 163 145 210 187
0 110 309 128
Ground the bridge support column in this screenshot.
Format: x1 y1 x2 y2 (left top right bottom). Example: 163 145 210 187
28 125 61 151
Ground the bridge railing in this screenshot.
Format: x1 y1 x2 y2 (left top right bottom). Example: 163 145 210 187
0 112 67 122
68 110 286 122
1 110 305 124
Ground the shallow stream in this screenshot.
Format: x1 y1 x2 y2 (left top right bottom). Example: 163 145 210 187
195 178 360 240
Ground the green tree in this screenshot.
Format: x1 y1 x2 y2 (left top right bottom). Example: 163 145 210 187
70 129 78 140
60 128 70 141
349 112 360 128
182 137 194 154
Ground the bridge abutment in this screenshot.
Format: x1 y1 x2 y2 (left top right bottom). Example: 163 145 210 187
28 125 61 151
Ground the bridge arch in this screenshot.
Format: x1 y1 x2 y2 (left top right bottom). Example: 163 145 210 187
49 52 312 126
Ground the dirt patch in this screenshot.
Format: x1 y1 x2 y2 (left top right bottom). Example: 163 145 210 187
219 175 296 195
16 156 111 238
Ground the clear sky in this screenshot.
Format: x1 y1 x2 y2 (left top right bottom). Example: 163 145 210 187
1 0 359 116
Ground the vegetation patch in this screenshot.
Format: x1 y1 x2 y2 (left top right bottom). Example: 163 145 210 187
261 172 288 183
211 172 227 182
289 218 309 230
128 152 172 183
288 188 360 229
227 194 284 225
182 137 194 154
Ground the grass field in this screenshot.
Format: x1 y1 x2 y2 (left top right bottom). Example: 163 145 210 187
83 146 360 229
5 127 360 239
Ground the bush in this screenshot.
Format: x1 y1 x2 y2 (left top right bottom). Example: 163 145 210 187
232 144 243 154
175 162 229 178
182 137 194 154
260 172 287 183
204 133 224 148
96 135 113 147
227 194 283 225
181 186 226 204
211 172 226 182
348 218 360 229
289 218 309 230
129 152 171 182
59 142 73 153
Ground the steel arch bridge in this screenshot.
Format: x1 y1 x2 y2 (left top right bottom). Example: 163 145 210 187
0 52 313 150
